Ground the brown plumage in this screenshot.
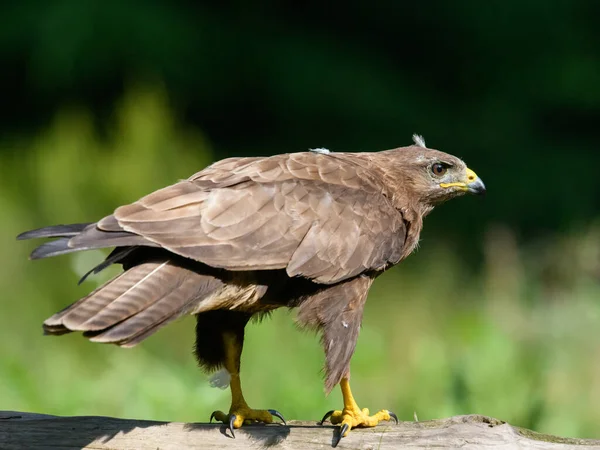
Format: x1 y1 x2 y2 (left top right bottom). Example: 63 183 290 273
18 137 485 423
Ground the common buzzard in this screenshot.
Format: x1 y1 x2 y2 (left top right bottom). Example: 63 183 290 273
18 136 485 438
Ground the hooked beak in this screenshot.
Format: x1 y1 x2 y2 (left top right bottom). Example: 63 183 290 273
465 168 486 195
440 168 486 195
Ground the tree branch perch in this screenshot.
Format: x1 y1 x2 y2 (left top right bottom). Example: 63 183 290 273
1 411 598 449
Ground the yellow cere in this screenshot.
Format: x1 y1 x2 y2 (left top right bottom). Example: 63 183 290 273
440 167 478 190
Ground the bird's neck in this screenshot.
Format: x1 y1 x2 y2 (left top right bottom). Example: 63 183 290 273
399 204 429 260
344 151 434 259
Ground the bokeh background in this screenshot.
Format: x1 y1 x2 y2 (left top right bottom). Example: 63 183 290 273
1 0 599 440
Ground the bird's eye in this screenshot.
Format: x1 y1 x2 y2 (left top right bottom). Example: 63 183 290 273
431 163 447 176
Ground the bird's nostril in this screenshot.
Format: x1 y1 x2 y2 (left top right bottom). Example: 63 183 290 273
468 175 475 181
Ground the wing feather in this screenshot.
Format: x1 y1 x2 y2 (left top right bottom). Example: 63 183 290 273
101 152 406 284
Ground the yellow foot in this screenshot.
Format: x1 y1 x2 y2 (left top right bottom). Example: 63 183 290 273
319 407 398 437
210 407 286 438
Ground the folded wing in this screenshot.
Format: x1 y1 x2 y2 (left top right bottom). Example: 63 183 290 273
30 152 407 285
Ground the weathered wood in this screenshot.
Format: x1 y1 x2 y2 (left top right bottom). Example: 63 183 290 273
1 411 599 449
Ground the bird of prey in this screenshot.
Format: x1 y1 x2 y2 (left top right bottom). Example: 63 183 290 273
18 135 485 439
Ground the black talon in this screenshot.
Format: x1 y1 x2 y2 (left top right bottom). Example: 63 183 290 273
228 414 236 439
268 409 287 425
209 411 216 423
340 423 349 438
389 411 398 424
319 410 335 425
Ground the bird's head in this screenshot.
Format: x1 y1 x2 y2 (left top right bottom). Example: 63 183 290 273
388 135 486 209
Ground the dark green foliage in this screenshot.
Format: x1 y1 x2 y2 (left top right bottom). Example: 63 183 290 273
0 2 599 440
0 1 598 243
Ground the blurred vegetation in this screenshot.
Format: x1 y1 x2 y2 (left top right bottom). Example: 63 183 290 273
0 0 599 441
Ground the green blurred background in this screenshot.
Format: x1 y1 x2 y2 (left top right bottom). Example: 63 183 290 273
1 0 599 440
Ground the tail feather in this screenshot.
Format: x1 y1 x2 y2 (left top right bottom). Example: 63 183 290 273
116 312 182 348
19 220 156 261
78 247 137 285
78 261 174 331
57 263 169 332
44 259 226 346
30 238 75 260
44 269 140 332
89 265 223 345
17 223 93 240
29 234 151 260
24 222 269 348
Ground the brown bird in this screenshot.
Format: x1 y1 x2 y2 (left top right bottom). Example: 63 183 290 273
18 135 485 439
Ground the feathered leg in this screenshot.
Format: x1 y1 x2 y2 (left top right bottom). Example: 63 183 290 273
195 311 285 437
295 275 398 438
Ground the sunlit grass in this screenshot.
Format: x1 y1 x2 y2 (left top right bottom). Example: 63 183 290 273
1 86 598 439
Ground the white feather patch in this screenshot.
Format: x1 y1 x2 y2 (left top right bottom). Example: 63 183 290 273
309 147 331 154
209 368 231 389
412 134 426 148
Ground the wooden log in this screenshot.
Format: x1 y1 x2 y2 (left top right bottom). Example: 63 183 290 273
1 411 599 449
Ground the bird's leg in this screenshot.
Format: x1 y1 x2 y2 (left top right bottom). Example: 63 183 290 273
319 376 397 438
209 332 285 436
